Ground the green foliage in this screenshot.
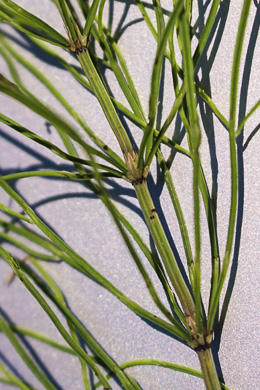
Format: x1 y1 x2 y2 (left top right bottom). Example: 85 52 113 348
0 0 258 389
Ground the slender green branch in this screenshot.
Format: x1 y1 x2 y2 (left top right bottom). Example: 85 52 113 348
0 112 127 174
156 150 194 286
0 325 76 355
135 0 158 39
152 0 165 38
0 316 57 390
192 0 221 66
0 36 126 170
77 50 133 157
68 321 91 390
195 85 229 129
30 258 91 390
109 39 145 119
95 359 204 388
0 362 34 390
0 0 69 47
133 180 196 327
95 357 230 389
2 169 123 182
83 0 100 36
0 179 188 340
0 247 113 390
138 0 184 168
0 203 33 224
145 85 186 167
0 75 125 172
208 0 251 330
236 98 260 137
0 233 58 260
179 8 202 332
98 0 145 120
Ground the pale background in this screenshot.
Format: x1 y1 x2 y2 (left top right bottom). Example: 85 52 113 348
0 1 259 389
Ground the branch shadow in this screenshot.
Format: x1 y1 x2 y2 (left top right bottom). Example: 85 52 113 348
1 1 259 388
192 1 260 384
193 0 234 383
0 306 63 389
0 350 34 388
0 350 33 387
195 0 231 231
213 0 260 359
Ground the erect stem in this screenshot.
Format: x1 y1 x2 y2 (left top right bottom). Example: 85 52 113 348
197 348 221 390
133 179 196 328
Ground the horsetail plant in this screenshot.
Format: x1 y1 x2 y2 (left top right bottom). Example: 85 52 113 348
0 0 258 389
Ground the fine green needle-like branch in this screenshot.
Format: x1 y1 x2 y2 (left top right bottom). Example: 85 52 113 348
0 0 69 47
0 1 256 389
179 8 202 333
208 0 252 330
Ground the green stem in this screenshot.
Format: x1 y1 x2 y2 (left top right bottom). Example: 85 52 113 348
0 113 126 174
23 37 189 157
77 50 133 157
197 348 221 390
133 180 196 326
0 36 126 170
179 8 202 331
0 76 121 171
0 233 58 260
0 362 33 390
0 202 32 224
95 358 230 389
2 169 123 182
236 98 260 137
3 325 76 355
97 1 145 121
0 180 187 340
0 317 57 390
156 150 194 286
208 0 251 330
135 0 158 40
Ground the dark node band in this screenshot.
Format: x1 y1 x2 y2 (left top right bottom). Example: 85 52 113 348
75 46 87 55
194 343 211 352
131 177 146 186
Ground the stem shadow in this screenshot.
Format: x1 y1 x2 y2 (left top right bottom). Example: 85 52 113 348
214 0 260 356
0 307 63 389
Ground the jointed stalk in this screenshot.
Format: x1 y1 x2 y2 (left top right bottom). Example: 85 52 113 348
133 180 196 324
20 36 189 156
0 0 256 389
197 348 221 390
179 8 202 333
